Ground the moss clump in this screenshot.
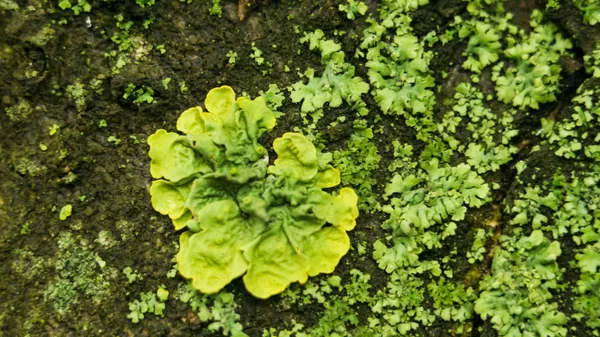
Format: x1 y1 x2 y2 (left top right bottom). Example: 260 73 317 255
4 99 32 122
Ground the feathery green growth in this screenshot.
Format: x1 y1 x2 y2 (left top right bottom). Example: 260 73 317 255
573 230 600 329
550 171 600 241
428 277 476 322
509 186 559 231
259 84 285 113
127 288 168 323
375 158 490 274
541 79 600 162
124 84 155 105
291 30 369 122
475 230 566 337
148 86 359 299
439 82 518 173
66 81 88 112
491 10 571 109
584 44 600 77
266 269 373 337
333 121 381 213
367 270 433 335
178 284 247 336
338 0 368 20
457 13 514 73
58 0 91 15
378 0 428 17
573 0 600 25
467 228 488 263
4 99 32 122
362 9 436 140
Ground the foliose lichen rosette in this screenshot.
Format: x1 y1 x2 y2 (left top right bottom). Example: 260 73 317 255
147 86 359 299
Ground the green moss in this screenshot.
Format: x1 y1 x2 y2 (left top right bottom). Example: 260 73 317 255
122 267 143 284
427 277 475 322
333 124 381 213
338 0 368 20
11 248 46 281
491 10 572 109
375 158 490 273
291 30 369 121
13 158 47 177
541 79 600 162
4 99 32 122
177 284 246 336
0 0 19 11
475 230 566 337
127 288 168 323
66 82 88 112
574 0 600 25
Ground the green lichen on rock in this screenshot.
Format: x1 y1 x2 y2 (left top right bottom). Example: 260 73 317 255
44 232 118 315
148 86 359 299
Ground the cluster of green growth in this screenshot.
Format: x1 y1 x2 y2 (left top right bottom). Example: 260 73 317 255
105 14 154 74
585 45 600 77
136 0 155 8
466 228 488 263
266 269 373 337
542 168 600 331
58 0 91 15
439 82 518 173
13 157 47 177
290 30 369 123
338 0 368 20
375 158 490 274
259 84 285 113
148 86 358 299
0 0 19 11
573 223 600 329
250 43 265 66
474 230 566 337
4 99 32 122
541 79 600 161
11 248 46 281
177 284 246 337
361 3 436 140
453 6 571 109
44 232 118 315
333 120 381 213
123 267 143 284
127 287 169 323
509 186 559 230
550 171 600 242
209 0 222 17
58 0 153 14
456 12 515 74
427 277 476 322
491 10 572 109
366 269 433 335
123 84 155 105
66 81 88 112
574 0 600 25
